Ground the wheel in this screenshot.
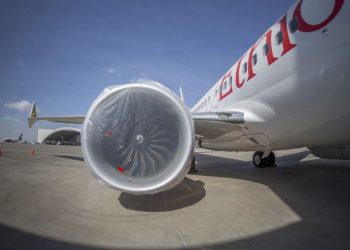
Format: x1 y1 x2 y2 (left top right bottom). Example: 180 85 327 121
188 156 198 174
253 151 265 168
253 151 276 167
265 152 276 167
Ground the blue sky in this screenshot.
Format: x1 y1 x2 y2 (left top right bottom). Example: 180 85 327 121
0 0 295 142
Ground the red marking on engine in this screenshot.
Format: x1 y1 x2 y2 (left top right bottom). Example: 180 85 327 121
117 166 125 173
106 131 112 137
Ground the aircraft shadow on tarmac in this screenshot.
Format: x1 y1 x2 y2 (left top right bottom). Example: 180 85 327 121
194 150 311 173
55 155 84 161
116 150 311 212
55 154 207 212
119 178 206 212
3 150 350 249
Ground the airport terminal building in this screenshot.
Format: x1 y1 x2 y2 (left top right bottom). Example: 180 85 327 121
37 127 81 145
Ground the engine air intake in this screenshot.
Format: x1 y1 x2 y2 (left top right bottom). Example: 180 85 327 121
81 82 194 194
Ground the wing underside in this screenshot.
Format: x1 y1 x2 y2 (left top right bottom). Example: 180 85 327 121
192 111 274 151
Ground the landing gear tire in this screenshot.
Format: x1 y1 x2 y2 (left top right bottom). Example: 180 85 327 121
253 151 276 168
188 156 198 174
266 152 276 167
253 151 265 168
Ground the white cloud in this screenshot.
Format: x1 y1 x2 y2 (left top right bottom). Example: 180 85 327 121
3 116 21 122
107 68 116 74
4 100 32 112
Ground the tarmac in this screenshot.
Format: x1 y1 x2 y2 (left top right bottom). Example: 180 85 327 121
0 143 350 250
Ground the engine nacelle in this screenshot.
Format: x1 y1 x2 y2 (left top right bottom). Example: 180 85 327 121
81 81 195 194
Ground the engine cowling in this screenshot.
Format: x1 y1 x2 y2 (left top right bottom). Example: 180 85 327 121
81 81 195 194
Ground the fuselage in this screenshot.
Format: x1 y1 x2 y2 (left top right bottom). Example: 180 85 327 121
2 134 22 143
191 0 350 151
3 139 19 143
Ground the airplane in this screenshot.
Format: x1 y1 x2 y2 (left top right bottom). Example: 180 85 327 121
28 0 350 194
2 134 23 143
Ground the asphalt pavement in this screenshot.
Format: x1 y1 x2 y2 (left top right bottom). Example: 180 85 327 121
0 143 350 250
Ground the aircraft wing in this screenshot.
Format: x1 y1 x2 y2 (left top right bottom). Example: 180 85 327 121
192 111 244 124
28 102 84 128
192 108 275 151
192 111 245 139
28 116 85 128
27 101 271 150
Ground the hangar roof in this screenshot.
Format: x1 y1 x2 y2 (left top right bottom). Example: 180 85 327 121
39 127 81 144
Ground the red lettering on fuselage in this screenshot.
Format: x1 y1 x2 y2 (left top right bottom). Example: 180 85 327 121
246 15 296 82
219 70 233 100
247 30 278 81
216 0 344 103
279 15 296 56
235 56 245 88
294 0 344 32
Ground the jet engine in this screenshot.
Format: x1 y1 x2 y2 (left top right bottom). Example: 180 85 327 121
81 81 195 194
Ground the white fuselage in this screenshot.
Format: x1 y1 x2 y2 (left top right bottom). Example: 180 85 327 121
191 0 350 151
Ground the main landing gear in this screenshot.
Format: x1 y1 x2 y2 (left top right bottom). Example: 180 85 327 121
253 151 276 168
188 156 198 174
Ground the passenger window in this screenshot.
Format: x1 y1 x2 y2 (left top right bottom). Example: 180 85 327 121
242 62 247 73
253 53 257 65
215 89 217 96
229 75 233 85
275 31 283 45
263 44 269 57
224 81 227 89
289 16 298 33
